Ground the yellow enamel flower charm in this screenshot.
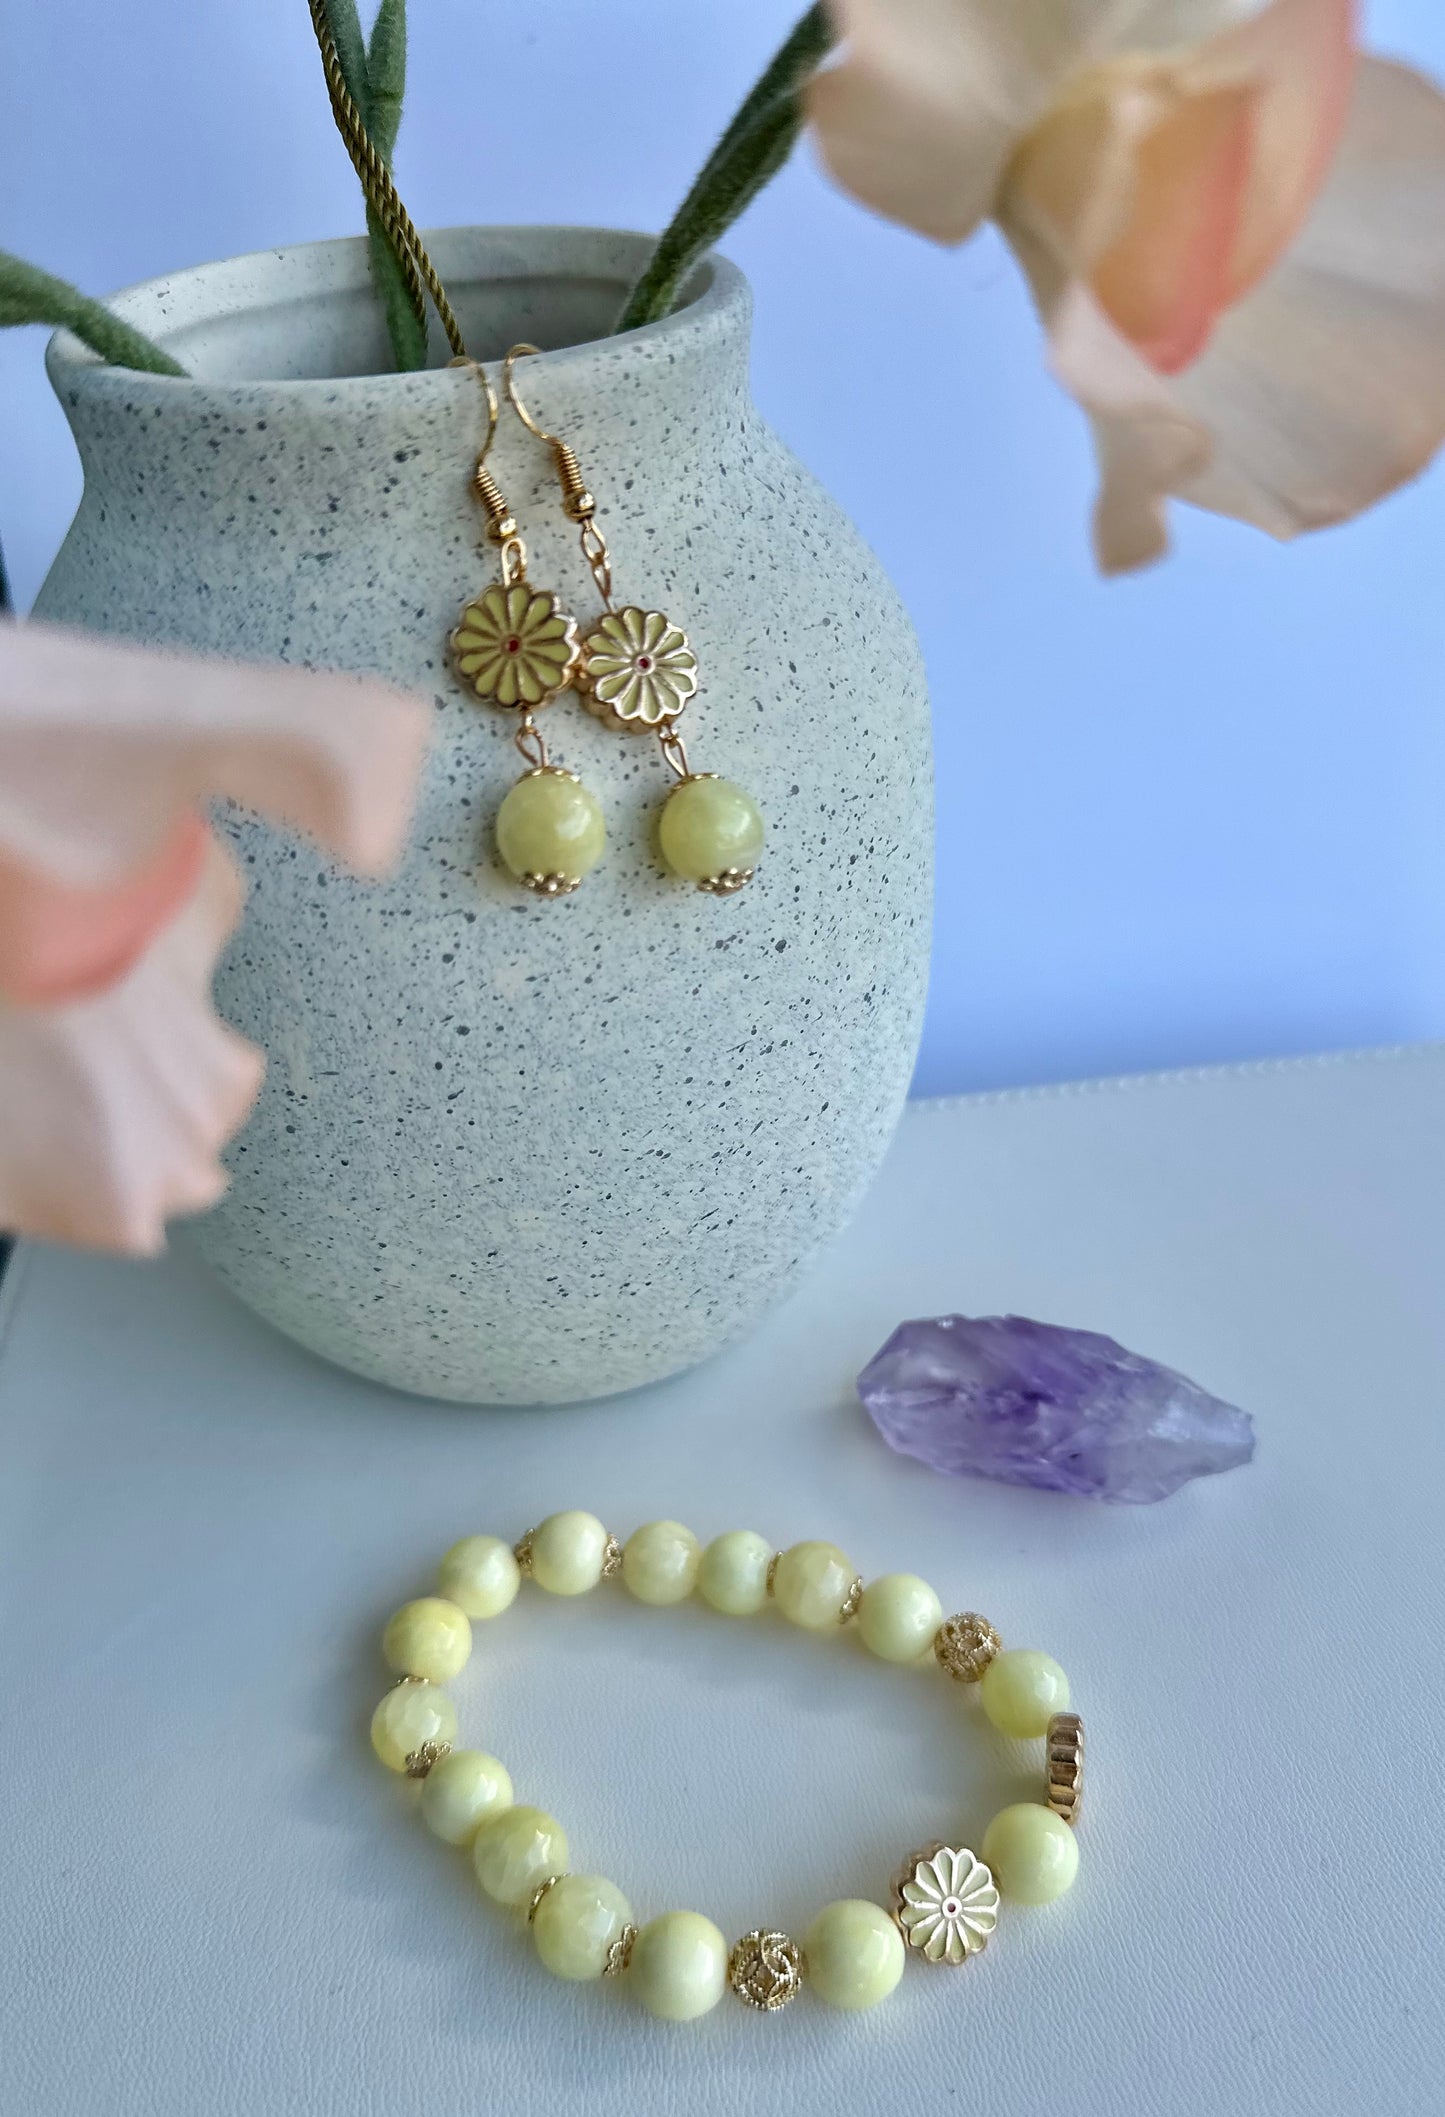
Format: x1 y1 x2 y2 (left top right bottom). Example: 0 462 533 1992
450 582 580 710
580 606 698 732
894 1844 999 1965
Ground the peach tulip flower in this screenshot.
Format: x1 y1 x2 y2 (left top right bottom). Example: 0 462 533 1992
0 618 429 1253
809 0 1445 569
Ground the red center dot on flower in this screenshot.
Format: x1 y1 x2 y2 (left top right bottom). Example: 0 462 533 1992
636 655 653 670
505 636 521 653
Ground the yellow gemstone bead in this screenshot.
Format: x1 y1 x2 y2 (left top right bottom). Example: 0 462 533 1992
657 775 763 886
437 1534 521 1620
697 1529 773 1616
982 1802 1080 1904
772 1540 857 1629
495 768 605 890
529 1510 610 1596
802 1899 904 2011
418 1749 514 1846
471 1804 569 1908
857 1573 944 1663
381 1596 472 1682
532 1874 633 1981
629 1911 729 2021
980 1649 1071 1739
622 1519 700 1605
369 1681 458 1774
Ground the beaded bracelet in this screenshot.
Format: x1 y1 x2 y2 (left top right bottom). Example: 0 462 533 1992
369 1511 1085 2020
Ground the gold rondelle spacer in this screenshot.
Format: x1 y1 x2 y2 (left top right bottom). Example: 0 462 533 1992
390 1672 427 1689
528 1874 565 1924
1046 1711 1085 1826
839 1576 864 1625
934 1612 1002 1684
765 1551 782 1597
697 867 754 896
513 1529 536 1575
601 1534 624 1580
728 1929 803 2011
521 871 583 899
403 1740 451 1780
603 1923 638 1977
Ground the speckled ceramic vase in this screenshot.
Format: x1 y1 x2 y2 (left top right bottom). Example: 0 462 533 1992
35 227 931 1403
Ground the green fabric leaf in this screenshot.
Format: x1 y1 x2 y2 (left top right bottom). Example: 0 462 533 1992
0 250 185 375
617 6 837 334
366 0 408 165
321 0 424 371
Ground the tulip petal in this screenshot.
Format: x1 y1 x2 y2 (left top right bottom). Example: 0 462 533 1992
0 810 209 1007
0 618 430 894
0 837 263 1254
1024 57 1445 568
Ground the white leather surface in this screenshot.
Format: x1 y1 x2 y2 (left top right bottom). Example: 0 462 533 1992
2 1046 1442 2117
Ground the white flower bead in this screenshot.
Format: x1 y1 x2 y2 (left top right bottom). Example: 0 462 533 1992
472 1805 569 1908
803 1899 905 2010
381 1596 472 1682
437 1535 521 1620
772 1540 857 1629
629 1911 729 2021
532 1874 633 1981
418 1749 514 1846
697 1529 774 1615
622 1519 700 1605
529 1511 611 1596
369 1682 458 1774
857 1573 944 1663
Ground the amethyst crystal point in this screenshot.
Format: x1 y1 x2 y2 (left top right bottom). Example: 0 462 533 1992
858 1315 1255 1503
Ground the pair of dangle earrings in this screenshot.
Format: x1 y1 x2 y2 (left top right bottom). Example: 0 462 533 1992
448 346 764 899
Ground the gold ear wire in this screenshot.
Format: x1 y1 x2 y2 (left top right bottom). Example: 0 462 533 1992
503 344 613 605
449 355 527 580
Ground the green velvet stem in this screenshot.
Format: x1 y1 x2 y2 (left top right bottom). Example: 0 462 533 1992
616 5 837 334
0 250 185 375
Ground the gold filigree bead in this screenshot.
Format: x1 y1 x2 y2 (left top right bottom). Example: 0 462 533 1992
528 1873 565 1923
601 1534 624 1580
893 1843 999 1965
603 1923 638 1977
728 1929 803 2012
934 1612 1002 1684
1046 1711 1085 1826
838 1576 864 1625
403 1740 452 1780
513 1529 536 1575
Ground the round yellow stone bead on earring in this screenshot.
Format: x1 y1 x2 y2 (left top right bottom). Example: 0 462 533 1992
622 1520 700 1605
437 1534 521 1621
370 1681 458 1773
697 1529 773 1616
857 1573 944 1664
629 1911 729 2021
495 767 605 895
658 775 764 893
979 1649 1071 1739
472 1804 569 1908
528 1510 611 1595
802 1899 905 2011
532 1874 633 1981
418 1749 514 1845
772 1540 857 1629
381 1596 473 1683
982 1802 1080 1904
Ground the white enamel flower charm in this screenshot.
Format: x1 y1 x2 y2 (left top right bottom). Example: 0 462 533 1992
894 1843 999 1965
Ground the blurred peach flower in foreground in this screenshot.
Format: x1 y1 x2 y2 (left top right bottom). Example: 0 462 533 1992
809 0 1445 570
0 618 429 1253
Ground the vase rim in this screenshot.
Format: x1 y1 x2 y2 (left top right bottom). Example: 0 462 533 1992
46 223 745 397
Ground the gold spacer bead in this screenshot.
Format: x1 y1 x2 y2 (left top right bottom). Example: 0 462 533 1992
603 1923 638 1977
601 1534 624 1580
513 1529 536 1574
528 1873 565 1923
765 1551 782 1597
697 867 754 896
403 1740 451 1780
934 1612 1002 1684
520 871 583 898
1046 1711 1085 1826
839 1576 864 1625
728 1928 803 2011
390 1672 427 1688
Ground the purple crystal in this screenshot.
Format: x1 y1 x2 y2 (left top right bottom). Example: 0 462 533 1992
858 1315 1255 1503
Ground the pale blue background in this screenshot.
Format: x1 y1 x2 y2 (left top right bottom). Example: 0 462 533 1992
1 1 1442 1096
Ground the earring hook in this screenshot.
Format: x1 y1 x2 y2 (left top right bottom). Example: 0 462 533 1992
502 343 555 444
449 353 500 459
